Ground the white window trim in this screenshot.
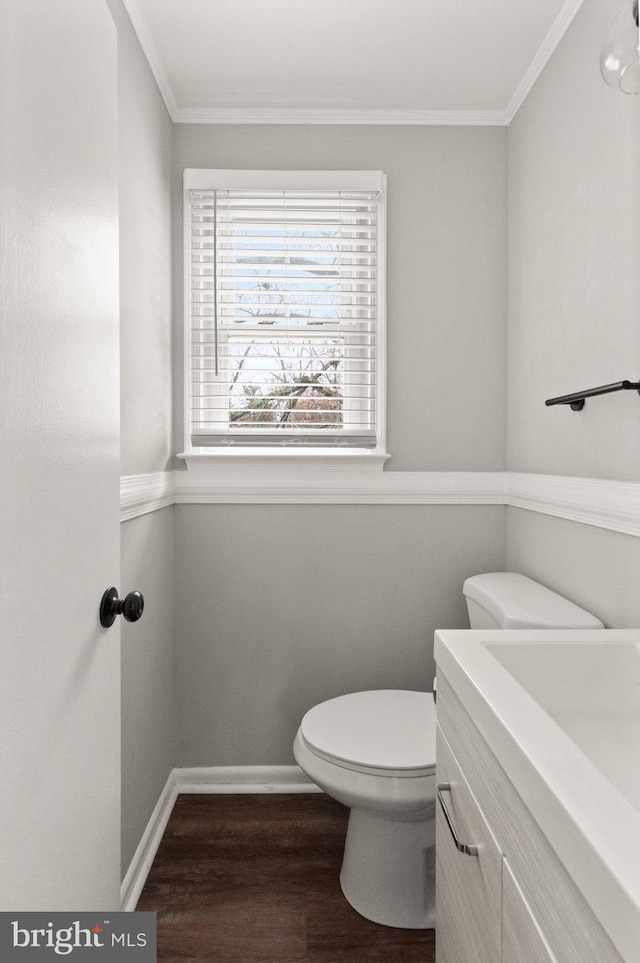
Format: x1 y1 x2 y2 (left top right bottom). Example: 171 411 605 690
179 169 388 471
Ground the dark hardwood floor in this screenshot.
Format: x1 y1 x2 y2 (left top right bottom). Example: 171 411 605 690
137 793 436 962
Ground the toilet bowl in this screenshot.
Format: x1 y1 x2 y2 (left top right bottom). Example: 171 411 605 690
293 689 437 928
293 573 603 930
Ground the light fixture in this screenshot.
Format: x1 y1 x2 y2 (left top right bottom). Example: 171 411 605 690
600 0 639 93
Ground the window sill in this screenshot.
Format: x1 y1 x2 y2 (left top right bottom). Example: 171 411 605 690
177 449 391 473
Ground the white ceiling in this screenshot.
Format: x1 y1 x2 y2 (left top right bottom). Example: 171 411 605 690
123 0 587 125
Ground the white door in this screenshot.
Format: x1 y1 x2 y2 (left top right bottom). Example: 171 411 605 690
0 0 121 909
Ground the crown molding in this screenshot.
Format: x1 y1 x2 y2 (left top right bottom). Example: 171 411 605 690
172 107 508 127
121 0 179 119
504 0 585 124
122 0 585 128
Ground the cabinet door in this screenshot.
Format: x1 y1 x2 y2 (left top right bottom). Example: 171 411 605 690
436 724 502 963
503 858 558 963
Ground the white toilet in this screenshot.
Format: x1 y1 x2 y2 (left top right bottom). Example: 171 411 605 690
293 572 603 929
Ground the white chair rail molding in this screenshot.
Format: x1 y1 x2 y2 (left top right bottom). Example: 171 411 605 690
120 469 640 538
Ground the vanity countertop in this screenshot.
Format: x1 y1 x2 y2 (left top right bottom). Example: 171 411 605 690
434 628 640 963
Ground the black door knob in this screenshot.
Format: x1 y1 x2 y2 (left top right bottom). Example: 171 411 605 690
100 587 144 628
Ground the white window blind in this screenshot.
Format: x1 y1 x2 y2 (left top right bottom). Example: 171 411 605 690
185 170 384 448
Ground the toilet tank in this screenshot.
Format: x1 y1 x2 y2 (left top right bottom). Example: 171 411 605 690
463 572 604 630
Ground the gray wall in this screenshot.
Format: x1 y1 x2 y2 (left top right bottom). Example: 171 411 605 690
506 1 640 625
108 3 173 477
174 504 505 766
507 508 640 629
105 0 175 878
508 0 640 479
172 124 508 470
120 511 174 869
171 122 509 765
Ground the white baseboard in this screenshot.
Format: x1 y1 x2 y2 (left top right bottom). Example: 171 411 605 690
121 765 320 911
174 764 322 794
121 770 179 912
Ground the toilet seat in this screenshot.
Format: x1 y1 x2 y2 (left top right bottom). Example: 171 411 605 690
299 689 436 778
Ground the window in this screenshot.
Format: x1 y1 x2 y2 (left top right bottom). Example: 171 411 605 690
184 170 386 452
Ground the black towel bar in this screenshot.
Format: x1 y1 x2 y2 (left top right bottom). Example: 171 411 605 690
545 379 640 411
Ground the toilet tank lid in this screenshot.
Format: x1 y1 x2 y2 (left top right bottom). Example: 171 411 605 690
463 572 604 629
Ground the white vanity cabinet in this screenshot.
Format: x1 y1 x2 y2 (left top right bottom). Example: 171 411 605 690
435 723 501 963
435 673 626 963
502 858 558 963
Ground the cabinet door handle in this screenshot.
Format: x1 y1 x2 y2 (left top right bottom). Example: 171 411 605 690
436 782 479 856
